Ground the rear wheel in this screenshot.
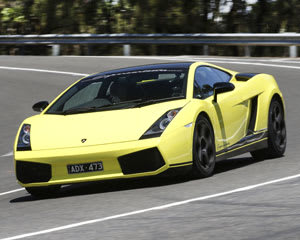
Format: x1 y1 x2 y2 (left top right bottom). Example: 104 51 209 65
251 97 286 160
25 185 61 198
192 116 216 178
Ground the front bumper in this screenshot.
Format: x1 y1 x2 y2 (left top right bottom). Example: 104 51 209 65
14 128 193 187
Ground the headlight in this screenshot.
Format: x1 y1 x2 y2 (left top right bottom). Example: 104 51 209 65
17 124 32 151
140 108 181 139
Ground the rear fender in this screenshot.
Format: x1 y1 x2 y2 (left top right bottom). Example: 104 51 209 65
254 74 284 131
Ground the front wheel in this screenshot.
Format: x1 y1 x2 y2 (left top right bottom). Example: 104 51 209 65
251 97 286 160
26 185 61 198
192 116 216 178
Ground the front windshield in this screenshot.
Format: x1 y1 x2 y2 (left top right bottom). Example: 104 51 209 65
46 68 188 115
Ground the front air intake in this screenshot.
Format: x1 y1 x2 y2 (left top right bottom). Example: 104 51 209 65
118 147 165 174
16 161 51 184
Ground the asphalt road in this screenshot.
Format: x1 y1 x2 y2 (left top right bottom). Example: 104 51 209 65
0 56 300 240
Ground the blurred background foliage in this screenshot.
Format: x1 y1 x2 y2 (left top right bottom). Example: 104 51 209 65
0 0 299 56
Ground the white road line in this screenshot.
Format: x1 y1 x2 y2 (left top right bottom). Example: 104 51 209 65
0 188 24 196
173 56 300 70
62 55 183 61
62 55 250 62
270 60 300 64
269 58 299 62
177 56 289 62
174 56 300 67
60 55 243 61
183 57 300 63
1 151 13 157
1 173 300 240
0 66 88 77
195 60 300 70
61 55 300 69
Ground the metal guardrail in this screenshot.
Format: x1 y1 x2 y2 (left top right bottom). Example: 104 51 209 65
0 33 299 57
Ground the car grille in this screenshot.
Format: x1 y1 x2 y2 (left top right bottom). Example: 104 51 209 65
16 161 52 184
118 147 165 175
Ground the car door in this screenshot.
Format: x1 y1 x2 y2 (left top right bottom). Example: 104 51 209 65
194 66 250 150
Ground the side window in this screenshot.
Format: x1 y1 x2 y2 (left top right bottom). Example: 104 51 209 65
194 66 231 99
211 68 231 82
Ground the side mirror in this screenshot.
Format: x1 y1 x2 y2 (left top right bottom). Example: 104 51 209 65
213 82 235 102
32 101 49 112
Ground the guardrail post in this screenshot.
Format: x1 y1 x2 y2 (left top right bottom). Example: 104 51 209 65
244 46 251 57
203 45 209 55
51 44 60 56
289 45 297 58
123 44 131 56
87 45 93 55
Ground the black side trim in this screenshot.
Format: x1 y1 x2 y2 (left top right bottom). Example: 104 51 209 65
169 161 193 167
216 138 267 161
158 165 193 177
216 131 268 156
235 73 258 81
247 96 258 135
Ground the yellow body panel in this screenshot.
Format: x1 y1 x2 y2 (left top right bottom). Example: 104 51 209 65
14 62 285 188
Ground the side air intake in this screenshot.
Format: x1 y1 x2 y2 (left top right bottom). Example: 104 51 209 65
16 161 52 184
247 96 258 135
235 73 258 81
118 148 165 174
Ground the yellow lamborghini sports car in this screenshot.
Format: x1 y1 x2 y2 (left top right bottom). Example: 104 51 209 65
14 62 286 197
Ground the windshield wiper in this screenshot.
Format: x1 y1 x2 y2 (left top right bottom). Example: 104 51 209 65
62 99 143 115
132 96 185 108
62 104 112 115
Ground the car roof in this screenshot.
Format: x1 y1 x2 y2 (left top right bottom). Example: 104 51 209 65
91 62 193 77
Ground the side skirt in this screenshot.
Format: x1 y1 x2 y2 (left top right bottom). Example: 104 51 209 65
216 131 268 161
165 131 268 171
169 161 193 167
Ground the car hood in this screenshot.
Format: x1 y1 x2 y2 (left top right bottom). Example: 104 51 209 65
27 100 187 150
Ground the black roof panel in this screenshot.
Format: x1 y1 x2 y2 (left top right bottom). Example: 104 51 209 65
90 62 193 78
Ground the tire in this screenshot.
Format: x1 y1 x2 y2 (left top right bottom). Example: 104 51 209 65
25 185 61 198
251 97 286 160
192 115 216 178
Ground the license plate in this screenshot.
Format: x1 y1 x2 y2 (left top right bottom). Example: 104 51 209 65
67 161 103 174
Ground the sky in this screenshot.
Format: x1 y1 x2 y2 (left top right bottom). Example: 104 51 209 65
220 0 258 13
